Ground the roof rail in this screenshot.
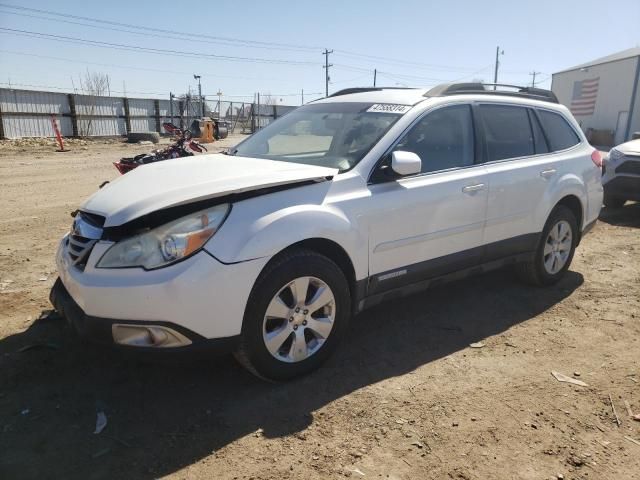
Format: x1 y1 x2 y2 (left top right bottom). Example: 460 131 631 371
425 82 559 103
328 86 416 98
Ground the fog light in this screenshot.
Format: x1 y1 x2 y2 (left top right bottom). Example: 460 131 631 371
112 324 192 348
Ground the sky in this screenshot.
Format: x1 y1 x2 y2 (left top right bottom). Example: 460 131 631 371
0 0 639 105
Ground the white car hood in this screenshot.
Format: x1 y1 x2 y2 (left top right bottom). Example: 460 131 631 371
82 154 337 227
616 138 640 155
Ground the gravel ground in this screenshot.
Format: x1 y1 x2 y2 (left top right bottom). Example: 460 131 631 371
0 138 639 480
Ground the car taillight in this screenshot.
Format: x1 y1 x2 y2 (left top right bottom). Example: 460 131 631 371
591 150 603 168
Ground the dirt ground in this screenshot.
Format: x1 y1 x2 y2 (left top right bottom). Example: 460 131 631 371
0 137 639 480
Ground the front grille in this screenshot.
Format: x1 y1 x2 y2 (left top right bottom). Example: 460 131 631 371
67 212 104 270
615 157 640 175
67 234 98 268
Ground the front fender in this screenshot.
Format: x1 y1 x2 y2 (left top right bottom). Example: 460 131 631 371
204 186 368 280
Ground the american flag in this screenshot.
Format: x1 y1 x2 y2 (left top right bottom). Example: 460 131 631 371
570 77 599 116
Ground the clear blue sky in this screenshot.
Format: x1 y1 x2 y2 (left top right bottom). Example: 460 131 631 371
0 0 638 104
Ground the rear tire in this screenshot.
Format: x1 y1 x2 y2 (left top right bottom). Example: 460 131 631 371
603 194 626 209
234 249 351 381
126 132 160 144
516 205 578 286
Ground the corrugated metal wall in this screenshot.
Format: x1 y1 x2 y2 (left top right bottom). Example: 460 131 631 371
0 89 72 137
0 88 163 138
0 87 300 138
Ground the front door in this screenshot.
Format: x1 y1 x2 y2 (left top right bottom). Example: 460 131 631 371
366 104 489 295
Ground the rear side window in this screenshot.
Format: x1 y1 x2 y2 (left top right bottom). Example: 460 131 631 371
537 110 581 151
478 105 534 161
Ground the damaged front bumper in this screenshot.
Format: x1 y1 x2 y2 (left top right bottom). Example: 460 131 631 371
49 278 239 354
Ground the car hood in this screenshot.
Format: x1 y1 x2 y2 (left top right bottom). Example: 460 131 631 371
82 154 337 227
615 138 640 155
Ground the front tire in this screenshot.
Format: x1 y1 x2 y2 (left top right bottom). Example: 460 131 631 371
516 205 578 286
234 249 351 381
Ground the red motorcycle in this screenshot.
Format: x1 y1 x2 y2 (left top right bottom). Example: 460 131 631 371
113 123 207 174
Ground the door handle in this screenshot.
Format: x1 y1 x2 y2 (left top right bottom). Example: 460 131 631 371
462 183 486 193
540 168 556 178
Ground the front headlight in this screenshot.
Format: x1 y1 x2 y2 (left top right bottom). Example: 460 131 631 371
97 204 230 269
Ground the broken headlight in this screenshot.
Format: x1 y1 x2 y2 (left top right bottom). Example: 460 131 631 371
97 204 230 269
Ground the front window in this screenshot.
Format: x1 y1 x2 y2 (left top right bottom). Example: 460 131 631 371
232 102 406 171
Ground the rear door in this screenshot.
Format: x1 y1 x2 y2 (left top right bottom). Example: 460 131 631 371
366 103 489 295
479 104 566 260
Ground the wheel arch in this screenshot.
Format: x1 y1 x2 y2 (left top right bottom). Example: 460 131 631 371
553 194 585 244
258 237 360 310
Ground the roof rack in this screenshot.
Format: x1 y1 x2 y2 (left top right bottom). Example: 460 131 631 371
328 86 417 98
425 82 558 103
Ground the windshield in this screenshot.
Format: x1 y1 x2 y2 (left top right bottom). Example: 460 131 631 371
232 102 407 171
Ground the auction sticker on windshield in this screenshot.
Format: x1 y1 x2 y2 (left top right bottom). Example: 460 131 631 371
366 104 412 114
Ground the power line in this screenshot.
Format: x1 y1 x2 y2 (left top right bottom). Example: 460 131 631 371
334 64 493 85
0 81 323 98
333 50 531 75
0 2 321 52
0 8 316 54
0 28 318 65
0 49 297 82
0 2 544 80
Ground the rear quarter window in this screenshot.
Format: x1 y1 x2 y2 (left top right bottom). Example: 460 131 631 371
478 105 534 162
537 110 581 151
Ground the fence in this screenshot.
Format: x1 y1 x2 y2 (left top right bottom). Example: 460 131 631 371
0 88 300 139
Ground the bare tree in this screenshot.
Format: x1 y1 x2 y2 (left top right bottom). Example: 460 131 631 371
78 70 111 136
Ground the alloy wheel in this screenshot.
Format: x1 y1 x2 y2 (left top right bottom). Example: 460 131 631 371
543 220 572 275
262 276 336 363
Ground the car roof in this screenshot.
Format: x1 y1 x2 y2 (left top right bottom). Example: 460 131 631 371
314 88 430 106
313 83 561 109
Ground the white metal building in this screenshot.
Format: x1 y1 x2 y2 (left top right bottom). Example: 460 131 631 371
552 47 640 146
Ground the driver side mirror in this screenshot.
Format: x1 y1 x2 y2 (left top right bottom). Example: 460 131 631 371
391 151 422 176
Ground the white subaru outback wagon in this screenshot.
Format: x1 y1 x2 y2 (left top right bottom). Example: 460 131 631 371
51 83 603 380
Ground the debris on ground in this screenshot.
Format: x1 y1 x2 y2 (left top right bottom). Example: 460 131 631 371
94 411 108 435
609 394 621 427
551 371 589 387
567 454 585 467
469 342 485 348
624 436 640 447
624 400 634 417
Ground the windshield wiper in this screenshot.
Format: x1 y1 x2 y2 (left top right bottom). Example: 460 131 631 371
223 148 238 156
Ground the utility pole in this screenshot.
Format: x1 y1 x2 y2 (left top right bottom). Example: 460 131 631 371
301 88 304 105
169 92 174 124
493 46 504 90
216 89 223 119
323 49 333 97
374 69 377 87
529 71 542 87
193 74 203 117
